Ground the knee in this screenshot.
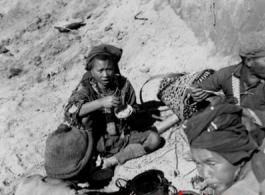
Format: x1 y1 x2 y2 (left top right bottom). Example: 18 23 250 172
145 131 162 151
150 131 162 146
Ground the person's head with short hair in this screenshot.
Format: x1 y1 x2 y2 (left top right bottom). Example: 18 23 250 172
86 54 114 71
239 31 265 79
85 44 122 74
44 124 94 183
89 54 116 88
183 104 265 195
83 45 123 88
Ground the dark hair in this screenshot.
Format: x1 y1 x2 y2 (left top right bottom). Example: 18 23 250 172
86 54 114 71
240 56 255 67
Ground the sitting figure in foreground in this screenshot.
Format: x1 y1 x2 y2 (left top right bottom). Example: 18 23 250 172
15 124 94 195
64 44 161 168
183 103 265 195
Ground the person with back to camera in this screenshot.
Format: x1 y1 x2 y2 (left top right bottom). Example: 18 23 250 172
64 44 162 168
15 124 94 195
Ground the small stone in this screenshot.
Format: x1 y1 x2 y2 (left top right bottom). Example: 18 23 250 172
33 56 42 66
104 23 113 31
34 55 41 62
27 17 42 31
86 13 92 19
44 13 51 19
51 71 57 76
3 180 9 186
75 35 82 40
34 17 42 24
117 31 127 40
2 38 11 45
0 45 9 54
139 66 150 73
105 25 112 31
20 29 26 35
8 67 23 78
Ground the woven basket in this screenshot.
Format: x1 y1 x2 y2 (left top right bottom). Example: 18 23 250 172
157 69 215 120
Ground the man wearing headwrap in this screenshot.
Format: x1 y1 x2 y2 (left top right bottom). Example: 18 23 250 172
183 103 265 195
190 31 265 128
64 44 161 168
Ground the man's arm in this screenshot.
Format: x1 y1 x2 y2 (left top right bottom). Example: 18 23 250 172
197 70 223 91
191 69 224 102
79 96 120 117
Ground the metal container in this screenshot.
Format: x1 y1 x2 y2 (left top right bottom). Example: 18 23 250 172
116 170 178 195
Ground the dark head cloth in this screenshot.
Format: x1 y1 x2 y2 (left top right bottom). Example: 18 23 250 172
183 103 265 183
85 44 122 72
82 44 123 82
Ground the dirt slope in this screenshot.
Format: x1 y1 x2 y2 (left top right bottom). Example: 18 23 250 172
0 0 231 194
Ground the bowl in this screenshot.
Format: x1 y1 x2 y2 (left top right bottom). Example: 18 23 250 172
114 104 133 119
90 168 114 189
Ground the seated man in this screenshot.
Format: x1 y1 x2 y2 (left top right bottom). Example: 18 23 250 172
64 44 161 168
183 103 265 195
15 124 94 195
191 32 265 128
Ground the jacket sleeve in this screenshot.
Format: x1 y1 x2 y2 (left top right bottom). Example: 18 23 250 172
196 68 226 92
64 81 97 127
124 79 139 111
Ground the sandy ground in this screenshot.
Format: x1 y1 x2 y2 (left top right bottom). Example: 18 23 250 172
0 0 233 194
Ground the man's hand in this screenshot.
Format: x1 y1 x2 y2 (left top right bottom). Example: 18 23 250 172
241 116 256 132
241 108 258 132
100 96 120 108
241 107 252 118
191 87 209 102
